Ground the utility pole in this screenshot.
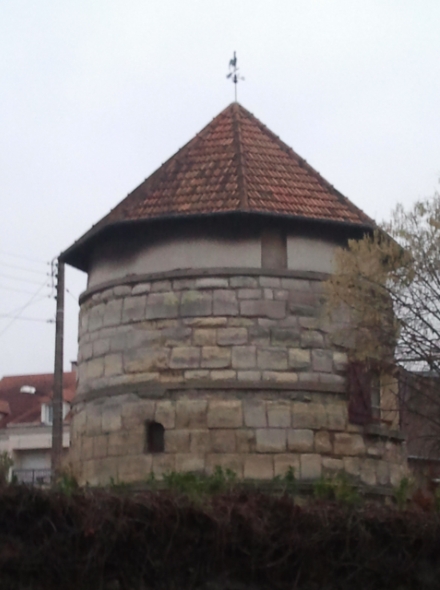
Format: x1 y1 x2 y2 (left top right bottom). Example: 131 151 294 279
51 258 65 477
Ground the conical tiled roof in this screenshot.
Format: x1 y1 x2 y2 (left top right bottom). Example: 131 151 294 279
63 103 373 267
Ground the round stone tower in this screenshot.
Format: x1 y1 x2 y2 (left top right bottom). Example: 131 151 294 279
63 103 407 488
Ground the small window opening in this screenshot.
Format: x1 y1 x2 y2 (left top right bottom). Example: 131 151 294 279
145 421 165 453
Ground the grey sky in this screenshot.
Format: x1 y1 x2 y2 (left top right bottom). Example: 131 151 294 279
1 1 440 377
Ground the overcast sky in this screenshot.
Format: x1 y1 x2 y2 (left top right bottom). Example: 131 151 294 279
1 0 440 377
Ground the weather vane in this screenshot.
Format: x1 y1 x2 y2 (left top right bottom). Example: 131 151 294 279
226 51 244 102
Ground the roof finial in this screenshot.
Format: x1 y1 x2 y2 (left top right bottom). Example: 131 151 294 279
226 51 244 102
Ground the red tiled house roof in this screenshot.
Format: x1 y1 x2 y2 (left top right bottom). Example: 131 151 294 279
0 372 76 427
63 103 374 269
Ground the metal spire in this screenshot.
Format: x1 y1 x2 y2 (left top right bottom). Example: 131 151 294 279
226 51 244 102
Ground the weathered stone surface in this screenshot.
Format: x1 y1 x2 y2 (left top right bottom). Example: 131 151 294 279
125 348 169 373
81 436 94 461
288 290 319 317
314 430 332 454
113 285 132 298
256 429 286 453
190 430 210 453
259 276 280 288
248 325 270 345
150 280 172 293
161 327 192 346
301 330 324 348
262 371 298 384
333 351 348 372
236 429 256 453
292 402 326 430
169 347 200 369
244 455 274 479
360 459 377 486
86 358 105 380
184 317 228 327
131 283 151 296
122 400 155 428
376 460 390 485
281 278 310 291
206 454 244 477
270 328 300 347
81 342 93 361
88 304 105 332
237 370 261 381
193 329 217 346
231 346 256 369
243 400 267 427
104 353 123 377
267 402 291 428
195 277 228 289
102 299 123 328
126 328 161 349
326 404 347 430
257 348 288 370
152 453 176 477
240 300 286 319
217 328 248 346
288 348 311 370
93 338 110 358
145 293 179 320
274 454 300 477
300 454 322 480
172 278 196 291
176 400 208 429
312 349 333 373
287 429 314 452
107 430 137 456
175 453 205 473
101 404 122 433
207 400 243 428
184 370 210 380
237 288 262 299
334 433 366 456
210 370 236 380
343 457 360 478
210 429 236 453
118 454 152 482
201 346 231 368
263 289 273 300
322 457 344 472
213 290 239 316
155 401 175 428
122 296 147 323
230 276 258 288
181 291 212 317
93 435 108 459
165 430 190 453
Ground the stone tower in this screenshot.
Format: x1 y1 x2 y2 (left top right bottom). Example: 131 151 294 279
62 103 407 488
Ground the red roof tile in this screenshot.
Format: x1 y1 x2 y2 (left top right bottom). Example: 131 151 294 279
63 103 373 266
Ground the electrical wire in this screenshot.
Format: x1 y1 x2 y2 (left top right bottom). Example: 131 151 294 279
0 314 53 323
0 260 49 276
0 281 51 337
0 284 50 296
0 272 49 286
0 249 49 266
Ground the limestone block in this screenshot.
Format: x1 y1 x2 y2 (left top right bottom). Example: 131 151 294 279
248 325 270 346
88 304 105 332
150 280 172 293
244 455 274 479
257 348 288 370
300 454 322 480
256 429 287 453
155 401 176 429
238 288 263 299
201 346 231 368
334 433 366 456
165 430 190 453
367 441 385 458
132 283 151 296
86 405 103 436
193 329 217 346
288 349 311 370
122 296 147 323
125 348 169 373
195 277 229 289
122 400 155 428
126 328 161 349
288 291 319 317
326 404 347 431
206 453 244 477
287 429 314 452
93 338 111 358
274 289 289 301
262 371 298 384
96 457 119 485
93 435 108 459
81 460 99 486
270 328 300 347
259 276 280 288
281 278 310 290
376 460 390 485
236 429 256 453
176 400 208 429
210 370 237 381
152 453 176 477
184 370 210 380
240 300 286 320
81 342 93 362
390 463 406 487
207 400 243 428
184 317 228 327
292 402 326 430
312 349 333 373
274 454 300 478
264 289 274 300
267 402 291 428
102 404 122 433
173 278 196 291
102 299 123 328
113 285 132 298
86 358 105 380
243 400 267 428
322 457 344 473
81 436 94 461
190 430 210 453
360 459 377 486
237 371 261 381
162 327 192 346
230 276 258 288
210 429 236 453
145 292 179 320
217 328 248 346
228 318 254 327
213 290 239 316
118 454 153 482
175 453 205 473
104 353 123 377
301 330 324 348
181 291 212 317
232 346 256 369
344 457 360 478
108 430 133 457
169 347 200 369
314 431 332 454
333 351 348 372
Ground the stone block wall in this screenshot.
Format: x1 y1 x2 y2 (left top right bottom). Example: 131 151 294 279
69 390 407 488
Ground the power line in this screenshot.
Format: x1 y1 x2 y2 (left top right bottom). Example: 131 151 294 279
0 281 51 337
5 295 49 316
0 249 49 266
0 260 49 276
0 314 54 323
66 288 78 303
0 284 51 296
0 272 50 286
